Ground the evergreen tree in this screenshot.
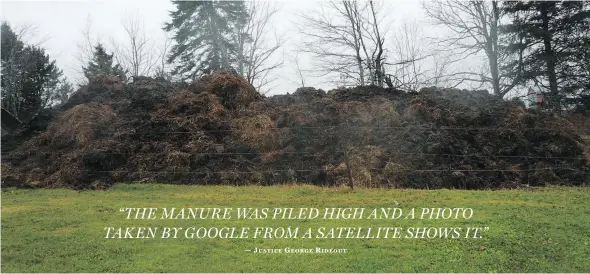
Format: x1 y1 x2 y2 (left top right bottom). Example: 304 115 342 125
41 64 63 107
1 22 25 116
53 78 75 106
502 1 590 110
164 0 249 80
558 2 590 111
1 21 63 122
82 44 126 82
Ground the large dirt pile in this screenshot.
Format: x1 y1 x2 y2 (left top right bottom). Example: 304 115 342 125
2 73 589 189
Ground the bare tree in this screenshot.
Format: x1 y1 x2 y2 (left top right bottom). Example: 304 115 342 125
367 0 386 87
297 0 390 87
388 21 426 91
12 23 50 47
296 0 364 86
234 1 284 92
286 51 308 88
111 13 157 79
74 16 102 85
342 0 369 86
423 0 521 97
430 50 454 87
386 21 457 91
154 32 173 80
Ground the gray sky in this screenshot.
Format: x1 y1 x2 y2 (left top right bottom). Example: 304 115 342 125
1 0 483 96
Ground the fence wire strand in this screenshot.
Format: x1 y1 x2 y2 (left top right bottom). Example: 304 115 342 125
4 125 589 181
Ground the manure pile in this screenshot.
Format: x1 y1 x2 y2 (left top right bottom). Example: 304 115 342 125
2 72 589 189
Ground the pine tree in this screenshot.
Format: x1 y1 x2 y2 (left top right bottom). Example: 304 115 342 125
18 46 57 121
1 21 63 122
1 22 25 116
502 1 590 110
41 65 63 107
164 0 249 80
557 2 590 111
53 79 74 106
82 44 126 82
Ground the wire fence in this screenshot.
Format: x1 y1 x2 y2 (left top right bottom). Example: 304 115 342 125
86 168 587 174
107 125 590 132
4 151 587 160
4 124 589 188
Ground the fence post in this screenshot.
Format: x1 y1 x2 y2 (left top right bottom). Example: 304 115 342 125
343 145 354 190
526 130 532 187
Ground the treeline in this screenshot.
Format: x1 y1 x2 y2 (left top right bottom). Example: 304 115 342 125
155 1 590 111
296 1 589 111
1 1 589 124
0 23 129 123
1 1 282 123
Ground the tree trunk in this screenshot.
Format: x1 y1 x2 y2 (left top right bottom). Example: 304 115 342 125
343 1 365 86
489 1 501 97
369 0 384 88
540 2 559 110
207 2 228 70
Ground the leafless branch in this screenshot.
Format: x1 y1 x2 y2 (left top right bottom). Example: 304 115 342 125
296 0 390 87
422 0 515 97
235 1 285 93
110 12 158 79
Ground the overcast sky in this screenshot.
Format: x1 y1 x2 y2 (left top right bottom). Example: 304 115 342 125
1 0 480 96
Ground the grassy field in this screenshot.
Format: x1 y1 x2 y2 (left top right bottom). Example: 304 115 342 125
1 184 589 273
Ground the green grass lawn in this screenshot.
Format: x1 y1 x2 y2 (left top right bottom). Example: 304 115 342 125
2 184 589 273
